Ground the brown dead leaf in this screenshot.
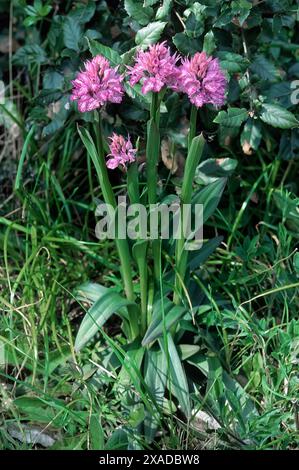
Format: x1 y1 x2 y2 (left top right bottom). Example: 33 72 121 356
0 36 18 54
161 138 185 177
242 140 253 155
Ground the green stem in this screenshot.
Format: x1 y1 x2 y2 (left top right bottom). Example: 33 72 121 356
146 92 161 284
128 165 148 334
174 134 205 304
188 105 198 151
93 113 135 304
147 92 160 205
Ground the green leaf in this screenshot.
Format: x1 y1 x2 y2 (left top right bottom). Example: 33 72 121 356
177 344 200 360
116 345 145 393
13 45 47 66
260 104 299 129
142 304 187 346
159 335 191 418
214 108 248 127
46 346 72 375
69 1 96 24
181 134 206 205
144 348 167 442
43 70 64 90
250 55 278 81
279 129 299 160
89 415 104 450
192 178 227 224
74 291 135 351
156 0 172 20
188 236 223 271
88 39 122 67
135 21 166 47
185 12 204 38
195 158 237 184
124 0 153 26
240 118 262 153
173 32 201 55
203 30 216 55
75 282 107 304
217 51 248 73
63 17 82 51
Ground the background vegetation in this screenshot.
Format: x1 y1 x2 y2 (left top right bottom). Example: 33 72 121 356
0 0 298 450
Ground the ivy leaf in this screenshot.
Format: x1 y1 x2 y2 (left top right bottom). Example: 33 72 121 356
124 0 153 26
63 17 82 52
260 104 299 129
214 108 248 128
135 21 166 47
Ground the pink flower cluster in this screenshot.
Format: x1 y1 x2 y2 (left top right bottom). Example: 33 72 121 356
71 45 227 169
179 52 227 108
106 133 137 170
128 44 226 107
70 56 124 112
71 46 227 113
127 41 180 94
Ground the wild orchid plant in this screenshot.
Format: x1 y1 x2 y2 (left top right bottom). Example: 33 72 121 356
72 43 227 442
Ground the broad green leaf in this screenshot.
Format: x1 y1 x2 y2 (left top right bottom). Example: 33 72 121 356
135 21 167 47
260 104 299 129
156 0 172 20
214 108 248 127
279 129 299 160
240 118 262 153
46 346 72 375
142 304 187 346
124 82 151 110
105 428 128 450
63 17 82 51
195 158 237 184
124 0 153 26
217 52 248 73
192 178 227 223
75 291 135 351
185 12 204 38
115 344 145 393
173 32 200 55
250 54 279 81
144 348 167 442
75 282 107 304
88 39 122 67
43 70 64 90
159 334 191 418
89 414 104 450
13 44 47 65
177 344 200 360
203 30 216 55
69 1 96 24
188 236 223 270
181 134 206 205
